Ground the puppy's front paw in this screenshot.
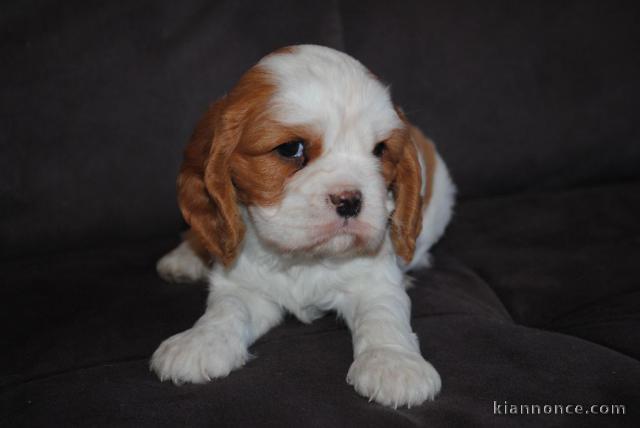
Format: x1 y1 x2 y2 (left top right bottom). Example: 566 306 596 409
150 327 248 384
346 347 441 408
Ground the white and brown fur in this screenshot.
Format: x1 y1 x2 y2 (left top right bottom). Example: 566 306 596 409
152 45 455 408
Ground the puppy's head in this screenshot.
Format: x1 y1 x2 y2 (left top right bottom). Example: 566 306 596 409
179 45 423 266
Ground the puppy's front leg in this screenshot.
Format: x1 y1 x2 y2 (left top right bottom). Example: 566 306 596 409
151 286 283 384
339 284 441 408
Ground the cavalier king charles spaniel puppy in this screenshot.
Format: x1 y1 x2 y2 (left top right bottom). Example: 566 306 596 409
151 45 455 408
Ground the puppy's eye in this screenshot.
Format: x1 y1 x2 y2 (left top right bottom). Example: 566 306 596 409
373 141 387 158
276 140 305 159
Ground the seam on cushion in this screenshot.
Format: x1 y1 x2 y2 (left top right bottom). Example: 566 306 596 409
546 289 640 328
0 355 150 390
525 325 640 364
411 310 512 322
332 0 346 52
549 315 640 331
432 258 514 322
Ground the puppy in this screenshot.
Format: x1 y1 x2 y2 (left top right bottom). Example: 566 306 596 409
152 45 455 408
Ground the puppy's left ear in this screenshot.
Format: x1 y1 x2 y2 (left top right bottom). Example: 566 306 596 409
390 109 424 264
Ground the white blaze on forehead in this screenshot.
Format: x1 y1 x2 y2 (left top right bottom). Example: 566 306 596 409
258 45 402 149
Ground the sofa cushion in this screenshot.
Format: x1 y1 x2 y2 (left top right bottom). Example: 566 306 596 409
443 181 640 359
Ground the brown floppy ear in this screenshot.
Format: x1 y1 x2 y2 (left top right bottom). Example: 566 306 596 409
177 99 245 267
390 110 425 264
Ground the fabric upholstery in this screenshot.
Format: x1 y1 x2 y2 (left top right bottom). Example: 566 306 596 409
1 0 639 426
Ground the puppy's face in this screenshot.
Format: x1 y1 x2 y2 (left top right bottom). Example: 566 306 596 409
179 45 423 266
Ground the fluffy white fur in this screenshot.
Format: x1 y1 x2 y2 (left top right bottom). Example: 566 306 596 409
156 239 209 283
151 45 455 408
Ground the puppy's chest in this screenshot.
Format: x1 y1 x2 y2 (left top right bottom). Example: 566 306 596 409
228 239 400 316
262 266 350 314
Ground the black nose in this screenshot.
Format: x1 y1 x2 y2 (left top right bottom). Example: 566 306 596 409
329 190 362 218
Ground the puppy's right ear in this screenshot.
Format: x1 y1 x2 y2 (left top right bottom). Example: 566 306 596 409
177 99 245 267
